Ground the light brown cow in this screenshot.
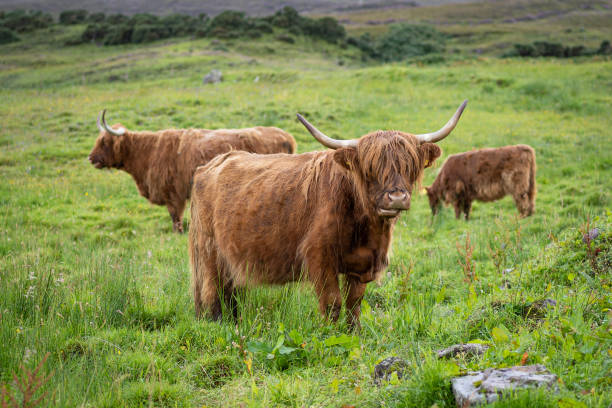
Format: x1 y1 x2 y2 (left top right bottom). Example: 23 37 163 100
88 110 297 232
425 144 536 220
189 100 467 329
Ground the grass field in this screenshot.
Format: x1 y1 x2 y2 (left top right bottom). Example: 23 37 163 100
1 19 611 408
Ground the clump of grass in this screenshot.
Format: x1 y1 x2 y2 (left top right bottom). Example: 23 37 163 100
1 353 52 408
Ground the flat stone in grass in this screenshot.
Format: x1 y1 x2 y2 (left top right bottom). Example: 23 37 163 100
437 343 490 359
451 365 557 407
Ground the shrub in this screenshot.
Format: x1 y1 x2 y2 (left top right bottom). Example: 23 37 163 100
59 9 88 25
129 13 159 26
131 24 170 43
0 10 53 33
269 6 305 29
597 40 611 55
105 14 130 25
302 17 346 43
375 24 446 62
88 12 106 23
103 25 133 45
81 23 111 44
0 27 19 44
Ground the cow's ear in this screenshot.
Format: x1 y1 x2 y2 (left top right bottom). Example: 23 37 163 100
333 148 359 171
419 143 441 168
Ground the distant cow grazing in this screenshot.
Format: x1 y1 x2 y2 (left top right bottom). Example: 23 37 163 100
189 100 467 329
425 144 536 220
88 110 296 232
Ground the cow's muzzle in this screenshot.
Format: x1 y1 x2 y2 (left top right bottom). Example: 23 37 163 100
378 191 410 217
89 154 104 169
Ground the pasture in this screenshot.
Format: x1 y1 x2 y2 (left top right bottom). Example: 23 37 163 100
1 22 611 407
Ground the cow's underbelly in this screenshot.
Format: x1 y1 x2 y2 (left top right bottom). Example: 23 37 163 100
475 181 505 202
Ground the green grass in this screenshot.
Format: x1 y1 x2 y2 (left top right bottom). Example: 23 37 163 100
0 23 611 408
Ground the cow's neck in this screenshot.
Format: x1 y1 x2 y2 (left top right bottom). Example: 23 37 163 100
119 132 160 188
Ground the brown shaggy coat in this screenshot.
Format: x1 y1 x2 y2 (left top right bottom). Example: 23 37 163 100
425 144 536 219
89 124 296 232
189 131 442 329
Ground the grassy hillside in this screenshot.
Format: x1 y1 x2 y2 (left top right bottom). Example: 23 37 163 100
333 0 612 56
0 23 611 408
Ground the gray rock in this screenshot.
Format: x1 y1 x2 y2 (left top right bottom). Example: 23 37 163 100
451 365 557 407
523 298 557 318
437 343 490 359
373 357 407 385
203 69 222 84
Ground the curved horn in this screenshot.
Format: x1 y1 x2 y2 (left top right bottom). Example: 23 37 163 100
296 113 358 150
415 99 467 143
98 109 125 136
96 111 105 133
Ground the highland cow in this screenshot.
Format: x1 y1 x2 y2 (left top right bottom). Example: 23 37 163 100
88 110 297 232
189 100 467 329
425 144 536 220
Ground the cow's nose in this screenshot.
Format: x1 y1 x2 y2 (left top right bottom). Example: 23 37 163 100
388 191 408 202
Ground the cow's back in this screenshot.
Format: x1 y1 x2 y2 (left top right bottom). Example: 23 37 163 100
439 145 535 201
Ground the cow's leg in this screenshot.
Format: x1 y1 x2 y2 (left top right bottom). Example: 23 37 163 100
309 265 342 322
345 276 367 331
453 200 462 219
223 283 242 322
167 201 186 233
463 200 472 221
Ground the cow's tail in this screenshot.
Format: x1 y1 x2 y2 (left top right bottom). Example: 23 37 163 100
527 147 537 215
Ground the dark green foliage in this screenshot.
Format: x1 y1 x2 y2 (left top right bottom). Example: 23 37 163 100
597 40 611 55
131 24 170 44
59 9 88 25
161 13 204 36
302 17 346 43
0 9 53 33
80 23 110 44
87 12 105 23
376 24 446 62
103 25 133 46
0 27 19 44
351 24 446 62
507 40 610 58
69 6 345 46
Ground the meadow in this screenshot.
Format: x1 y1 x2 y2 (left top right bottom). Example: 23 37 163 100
0 19 611 407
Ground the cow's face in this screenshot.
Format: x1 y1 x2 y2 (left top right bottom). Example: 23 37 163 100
425 186 440 215
334 132 441 218
88 131 123 169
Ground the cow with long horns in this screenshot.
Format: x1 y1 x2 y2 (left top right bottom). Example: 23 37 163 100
189 100 467 329
89 110 297 232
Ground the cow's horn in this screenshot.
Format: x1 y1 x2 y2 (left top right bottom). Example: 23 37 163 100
296 113 358 149
98 109 125 136
415 99 467 143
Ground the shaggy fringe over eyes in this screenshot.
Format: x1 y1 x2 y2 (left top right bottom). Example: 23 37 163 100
358 131 423 188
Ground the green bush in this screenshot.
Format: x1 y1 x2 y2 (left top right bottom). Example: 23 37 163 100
0 27 19 44
103 25 133 45
356 24 446 62
302 17 345 43
0 10 53 33
508 41 594 58
131 24 170 44
59 9 88 25
87 12 105 23
80 23 111 44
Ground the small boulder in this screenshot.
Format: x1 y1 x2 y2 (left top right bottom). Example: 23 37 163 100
451 365 557 407
437 343 490 359
203 69 222 84
373 357 408 385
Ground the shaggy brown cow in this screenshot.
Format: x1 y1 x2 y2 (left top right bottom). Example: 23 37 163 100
189 100 467 329
88 110 297 232
425 144 536 220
